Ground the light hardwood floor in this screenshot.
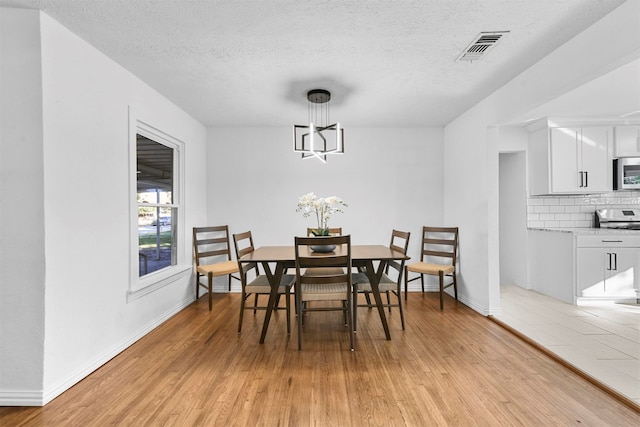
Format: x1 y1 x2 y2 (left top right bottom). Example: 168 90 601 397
1 292 639 426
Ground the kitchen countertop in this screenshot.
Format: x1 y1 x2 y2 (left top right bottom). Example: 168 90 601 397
528 227 640 234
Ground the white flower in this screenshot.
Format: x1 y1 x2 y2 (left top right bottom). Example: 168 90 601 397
296 192 347 234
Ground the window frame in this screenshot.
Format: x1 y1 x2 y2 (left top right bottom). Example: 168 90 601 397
128 108 189 301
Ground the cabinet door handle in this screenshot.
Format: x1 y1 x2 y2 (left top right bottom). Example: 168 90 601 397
584 171 588 187
613 252 617 271
579 171 584 187
606 252 612 270
601 240 623 243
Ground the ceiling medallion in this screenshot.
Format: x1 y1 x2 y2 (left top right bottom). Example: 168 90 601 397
293 89 344 163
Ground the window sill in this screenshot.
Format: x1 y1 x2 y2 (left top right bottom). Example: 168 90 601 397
127 265 191 302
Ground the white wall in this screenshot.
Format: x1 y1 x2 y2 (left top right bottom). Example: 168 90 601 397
444 0 640 315
0 8 46 402
0 9 208 405
499 151 528 288
498 127 529 289
206 127 445 291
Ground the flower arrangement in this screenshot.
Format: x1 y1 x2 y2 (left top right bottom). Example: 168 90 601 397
296 192 347 236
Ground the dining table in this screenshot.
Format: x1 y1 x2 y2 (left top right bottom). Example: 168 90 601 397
239 244 410 344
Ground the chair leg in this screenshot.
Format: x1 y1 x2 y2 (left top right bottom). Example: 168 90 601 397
238 291 246 333
352 286 358 333
364 292 372 306
208 272 213 311
253 293 259 315
404 267 408 301
342 301 348 326
196 273 201 299
285 289 291 335
228 274 231 292
421 274 425 294
439 270 444 310
348 291 354 351
453 273 458 301
301 302 307 326
386 290 392 313
396 290 405 330
297 292 303 351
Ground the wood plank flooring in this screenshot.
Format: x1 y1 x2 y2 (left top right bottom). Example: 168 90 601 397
1 292 639 426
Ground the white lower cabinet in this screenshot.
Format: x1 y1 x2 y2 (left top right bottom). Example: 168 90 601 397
528 230 639 304
576 236 639 299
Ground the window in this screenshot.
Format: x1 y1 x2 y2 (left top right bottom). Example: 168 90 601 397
129 110 188 299
137 135 176 276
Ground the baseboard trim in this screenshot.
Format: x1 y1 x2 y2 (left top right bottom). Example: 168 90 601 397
488 315 640 414
0 390 44 407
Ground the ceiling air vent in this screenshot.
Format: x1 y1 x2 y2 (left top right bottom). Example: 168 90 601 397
457 31 509 62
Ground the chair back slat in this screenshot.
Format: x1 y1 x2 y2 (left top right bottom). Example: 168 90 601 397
199 249 231 258
197 237 229 245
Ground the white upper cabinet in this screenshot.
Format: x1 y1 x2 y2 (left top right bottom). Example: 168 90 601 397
614 125 640 157
528 120 612 195
550 126 611 193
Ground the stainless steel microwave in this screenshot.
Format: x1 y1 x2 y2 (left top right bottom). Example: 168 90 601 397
613 157 640 190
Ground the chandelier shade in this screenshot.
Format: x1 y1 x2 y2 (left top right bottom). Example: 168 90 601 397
293 89 344 163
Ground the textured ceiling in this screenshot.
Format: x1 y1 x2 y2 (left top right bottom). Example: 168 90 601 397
0 0 628 127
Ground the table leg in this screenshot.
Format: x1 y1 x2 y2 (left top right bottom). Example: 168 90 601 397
259 261 285 344
364 259 391 340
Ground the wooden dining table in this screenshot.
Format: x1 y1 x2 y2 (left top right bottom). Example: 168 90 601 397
239 244 410 344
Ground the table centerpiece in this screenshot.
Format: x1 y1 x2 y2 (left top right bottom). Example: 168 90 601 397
296 192 347 252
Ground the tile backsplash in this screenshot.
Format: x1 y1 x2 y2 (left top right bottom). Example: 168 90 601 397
527 191 640 228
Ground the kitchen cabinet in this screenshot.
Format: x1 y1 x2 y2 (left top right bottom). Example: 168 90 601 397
528 122 612 195
614 125 640 157
528 229 639 304
576 235 639 299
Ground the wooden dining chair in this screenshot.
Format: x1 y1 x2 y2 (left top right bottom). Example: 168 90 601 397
294 235 354 351
233 231 295 334
351 229 410 330
404 226 459 310
193 225 241 311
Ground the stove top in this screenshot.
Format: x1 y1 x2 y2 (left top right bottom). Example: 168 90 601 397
596 208 640 229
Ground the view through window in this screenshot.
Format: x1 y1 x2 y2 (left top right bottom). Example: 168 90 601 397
137 134 177 276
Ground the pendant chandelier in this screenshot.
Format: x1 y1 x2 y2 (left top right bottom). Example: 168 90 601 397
293 89 344 163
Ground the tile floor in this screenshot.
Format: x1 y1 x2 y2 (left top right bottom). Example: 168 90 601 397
495 284 640 405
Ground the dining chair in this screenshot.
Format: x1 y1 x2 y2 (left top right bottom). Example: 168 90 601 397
404 226 459 310
193 225 241 311
294 235 354 351
351 229 410 330
233 231 295 334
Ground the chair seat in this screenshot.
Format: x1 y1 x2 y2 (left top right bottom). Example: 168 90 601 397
406 262 454 276
197 260 239 277
351 272 396 292
300 283 349 301
246 274 295 294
